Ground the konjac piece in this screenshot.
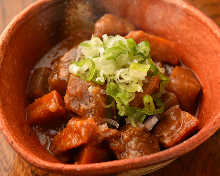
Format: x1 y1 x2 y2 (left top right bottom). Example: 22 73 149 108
28 67 51 99
76 144 113 164
50 117 97 154
49 47 77 95
27 90 65 124
126 31 180 65
109 125 160 159
153 105 199 148
130 76 160 107
64 74 106 120
94 14 135 38
167 66 201 112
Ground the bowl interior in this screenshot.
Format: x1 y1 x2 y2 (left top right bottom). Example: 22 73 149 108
0 0 219 175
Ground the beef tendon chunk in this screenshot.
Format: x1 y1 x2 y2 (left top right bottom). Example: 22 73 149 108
48 47 78 95
161 91 179 110
28 67 51 99
96 123 119 142
76 143 113 164
27 90 66 124
108 125 160 159
153 105 199 148
126 31 180 65
64 74 106 120
167 66 201 112
50 117 97 154
130 75 160 107
94 14 135 38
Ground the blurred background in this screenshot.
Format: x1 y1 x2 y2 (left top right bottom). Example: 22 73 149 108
0 0 219 32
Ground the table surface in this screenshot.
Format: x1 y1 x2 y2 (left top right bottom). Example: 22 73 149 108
0 0 220 176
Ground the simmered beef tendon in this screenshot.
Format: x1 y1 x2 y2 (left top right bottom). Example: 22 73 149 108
109 125 160 159
27 90 65 124
153 105 199 148
96 123 119 142
28 67 51 99
167 66 201 112
130 76 160 107
161 91 179 110
126 31 180 65
64 74 106 120
94 14 135 38
76 144 113 164
50 117 97 154
49 47 78 95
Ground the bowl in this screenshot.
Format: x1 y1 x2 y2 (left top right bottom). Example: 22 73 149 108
0 0 219 175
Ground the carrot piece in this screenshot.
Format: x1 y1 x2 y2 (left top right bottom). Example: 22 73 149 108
126 30 180 65
50 117 97 154
27 90 65 124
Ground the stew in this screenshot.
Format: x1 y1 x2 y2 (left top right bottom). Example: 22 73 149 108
26 13 201 164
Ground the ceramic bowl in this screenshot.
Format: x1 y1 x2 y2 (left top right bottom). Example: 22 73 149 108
0 0 219 175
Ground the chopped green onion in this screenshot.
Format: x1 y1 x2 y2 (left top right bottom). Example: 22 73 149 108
137 41 151 57
143 95 156 115
69 58 96 81
69 34 168 125
129 63 150 81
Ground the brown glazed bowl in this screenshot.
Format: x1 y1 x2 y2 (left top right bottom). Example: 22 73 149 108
0 0 220 175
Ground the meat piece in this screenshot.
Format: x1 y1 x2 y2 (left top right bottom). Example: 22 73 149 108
27 91 65 124
153 105 199 148
50 117 97 154
28 67 51 99
161 91 179 110
96 123 119 142
48 47 77 95
166 66 201 112
76 144 113 164
64 74 106 121
94 14 135 38
130 76 160 107
109 125 160 159
126 31 180 65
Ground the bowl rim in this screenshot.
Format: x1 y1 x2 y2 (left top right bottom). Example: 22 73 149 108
0 0 220 174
